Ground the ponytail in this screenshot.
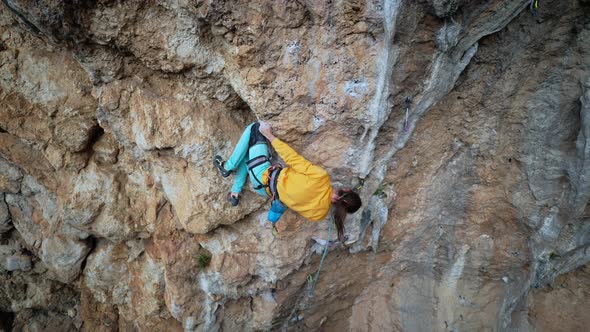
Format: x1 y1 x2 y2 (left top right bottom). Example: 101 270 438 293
333 202 348 242
332 189 362 242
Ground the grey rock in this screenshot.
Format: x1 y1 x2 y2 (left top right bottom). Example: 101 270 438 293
0 0 588 331
429 0 466 18
5 253 32 271
40 235 91 283
0 155 23 194
0 193 12 234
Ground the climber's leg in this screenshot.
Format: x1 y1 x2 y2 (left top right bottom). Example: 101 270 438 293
231 160 249 195
224 122 256 171
219 122 270 198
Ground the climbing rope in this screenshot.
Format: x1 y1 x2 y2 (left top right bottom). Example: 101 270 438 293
306 211 334 298
282 210 335 329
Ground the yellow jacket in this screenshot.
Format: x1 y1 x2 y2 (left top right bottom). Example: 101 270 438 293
265 139 333 221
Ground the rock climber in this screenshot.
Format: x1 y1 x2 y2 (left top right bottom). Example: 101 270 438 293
214 121 362 241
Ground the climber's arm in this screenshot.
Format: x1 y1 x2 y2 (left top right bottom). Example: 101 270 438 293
259 121 322 175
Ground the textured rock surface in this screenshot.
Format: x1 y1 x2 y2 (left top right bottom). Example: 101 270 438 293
527 264 590 331
0 0 588 331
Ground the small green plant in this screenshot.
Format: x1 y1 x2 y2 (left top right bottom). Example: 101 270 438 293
198 253 212 269
373 185 387 198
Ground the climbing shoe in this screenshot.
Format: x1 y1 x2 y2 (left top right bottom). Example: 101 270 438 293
227 192 239 206
214 155 231 177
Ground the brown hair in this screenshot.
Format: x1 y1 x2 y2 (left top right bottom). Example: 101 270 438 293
333 189 362 242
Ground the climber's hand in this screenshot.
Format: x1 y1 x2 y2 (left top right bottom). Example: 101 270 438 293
259 121 275 141
259 121 272 135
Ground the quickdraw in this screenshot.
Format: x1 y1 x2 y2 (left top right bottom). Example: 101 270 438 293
530 0 540 15
403 96 411 132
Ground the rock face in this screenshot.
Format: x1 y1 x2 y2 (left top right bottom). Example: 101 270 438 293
0 0 588 331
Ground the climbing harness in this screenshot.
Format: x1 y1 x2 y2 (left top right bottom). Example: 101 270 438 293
306 210 334 298
246 124 287 227
267 164 282 200
245 123 285 197
246 136 270 190
403 96 411 132
244 122 275 190
267 164 287 226
246 155 270 190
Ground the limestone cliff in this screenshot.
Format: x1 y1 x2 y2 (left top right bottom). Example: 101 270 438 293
0 0 588 331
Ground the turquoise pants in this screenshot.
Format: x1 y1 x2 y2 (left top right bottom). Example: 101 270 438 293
224 123 270 196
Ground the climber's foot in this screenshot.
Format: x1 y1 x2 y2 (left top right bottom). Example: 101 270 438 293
227 192 239 206
214 155 231 177
343 235 357 246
